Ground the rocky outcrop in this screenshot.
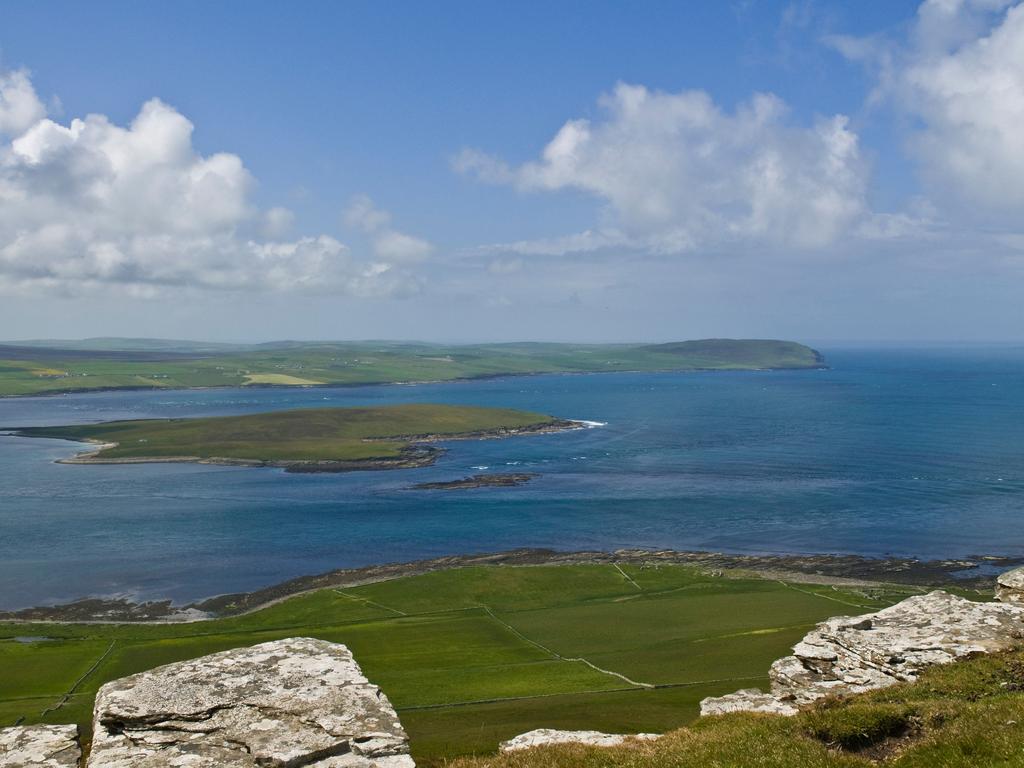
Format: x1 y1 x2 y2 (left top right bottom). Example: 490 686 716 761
997 566 1024 603
701 587 1024 716
0 725 80 767
698 689 798 717
500 729 659 752
86 637 413 767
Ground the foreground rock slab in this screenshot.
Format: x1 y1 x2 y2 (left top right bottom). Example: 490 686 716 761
997 566 1024 603
87 637 414 767
698 689 798 717
0 725 80 767
500 729 659 752
702 589 1024 716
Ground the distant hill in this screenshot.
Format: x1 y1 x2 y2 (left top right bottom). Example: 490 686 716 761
643 339 824 369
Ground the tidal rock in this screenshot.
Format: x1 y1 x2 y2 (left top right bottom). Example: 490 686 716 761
0 725 80 767
701 589 1024 716
996 566 1024 603
86 637 413 767
698 689 798 717
500 729 658 752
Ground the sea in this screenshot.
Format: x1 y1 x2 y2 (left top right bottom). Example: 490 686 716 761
2 345 1024 610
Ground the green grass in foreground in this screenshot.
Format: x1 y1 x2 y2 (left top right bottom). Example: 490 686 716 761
9 403 558 463
0 338 824 396
451 647 1024 768
0 564 935 765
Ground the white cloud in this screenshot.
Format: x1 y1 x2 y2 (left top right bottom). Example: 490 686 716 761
342 194 434 263
0 69 46 136
456 83 868 253
261 206 295 238
902 1 1024 211
837 0 1024 216
487 257 523 274
475 229 631 258
0 70 420 297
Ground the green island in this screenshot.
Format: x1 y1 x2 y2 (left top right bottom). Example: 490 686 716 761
8 404 571 471
0 562 1010 767
0 338 824 397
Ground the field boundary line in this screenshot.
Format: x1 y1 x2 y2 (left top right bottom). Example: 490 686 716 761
479 605 654 689
775 580 875 609
41 639 116 716
396 675 770 712
396 685 640 711
613 563 642 591
333 589 408 616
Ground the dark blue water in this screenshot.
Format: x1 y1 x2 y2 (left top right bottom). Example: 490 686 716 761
2 347 1024 610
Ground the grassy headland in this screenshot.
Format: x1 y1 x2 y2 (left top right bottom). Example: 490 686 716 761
0 563 954 765
0 338 824 397
7 403 570 471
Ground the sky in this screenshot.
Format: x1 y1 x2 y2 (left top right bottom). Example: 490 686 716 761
1 0 1023 343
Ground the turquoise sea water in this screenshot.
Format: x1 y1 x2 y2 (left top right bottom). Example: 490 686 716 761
2 346 1024 609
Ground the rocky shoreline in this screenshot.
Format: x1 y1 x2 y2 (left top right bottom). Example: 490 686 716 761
410 472 537 490
2 547 1019 624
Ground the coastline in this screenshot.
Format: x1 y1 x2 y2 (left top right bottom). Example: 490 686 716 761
1 547 1016 625
0 363 829 400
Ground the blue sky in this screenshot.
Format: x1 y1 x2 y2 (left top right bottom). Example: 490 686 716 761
1 0 1023 342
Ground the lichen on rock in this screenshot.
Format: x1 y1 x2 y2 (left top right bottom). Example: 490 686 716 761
997 566 1024 603
0 725 80 768
500 729 659 752
699 689 798 717
86 637 414 767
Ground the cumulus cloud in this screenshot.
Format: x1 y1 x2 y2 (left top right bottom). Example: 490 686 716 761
0 69 420 297
261 206 295 238
837 0 1024 215
342 195 434 263
456 83 868 254
903 0 1024 211
0 69 46 136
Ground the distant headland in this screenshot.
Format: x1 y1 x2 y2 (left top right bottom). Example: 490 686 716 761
0 338 825 397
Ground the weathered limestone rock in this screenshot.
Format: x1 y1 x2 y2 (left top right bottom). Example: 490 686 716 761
0 725 80 767
86 637 413 767
698 689 798 717
997 566 1024 603
500 729 658 752
701 588 1024 716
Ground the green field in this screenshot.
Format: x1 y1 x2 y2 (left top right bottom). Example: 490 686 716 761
0 564 935 765
9 404 561 466
0 338 824 397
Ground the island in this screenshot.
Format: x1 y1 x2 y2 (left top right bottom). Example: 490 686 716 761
8 404 578 472
0 338 825 397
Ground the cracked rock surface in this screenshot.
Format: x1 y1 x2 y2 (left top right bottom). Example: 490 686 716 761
86 637 414 767
0 725 80 767
698 689 798 717
500 729 659 752
997 566 1024 603
701 588 1024 716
